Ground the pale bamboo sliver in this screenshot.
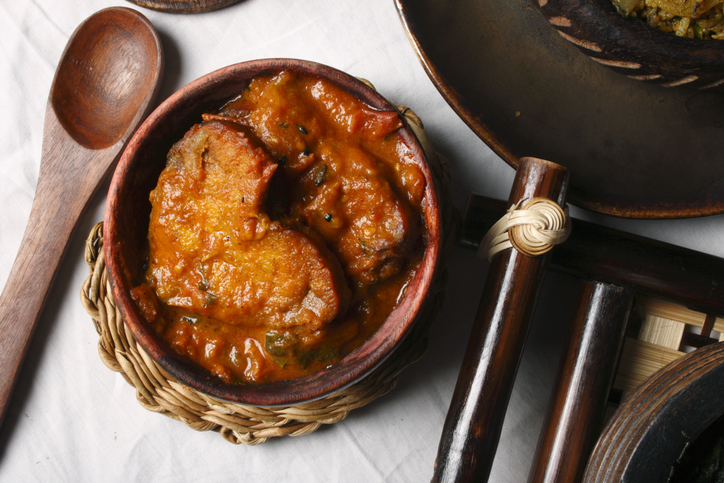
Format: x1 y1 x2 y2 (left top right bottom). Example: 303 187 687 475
613 338 684 394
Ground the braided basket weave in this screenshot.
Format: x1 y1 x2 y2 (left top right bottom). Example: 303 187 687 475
80 107 453 445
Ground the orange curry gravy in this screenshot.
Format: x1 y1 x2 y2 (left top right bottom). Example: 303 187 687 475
130 71 426 384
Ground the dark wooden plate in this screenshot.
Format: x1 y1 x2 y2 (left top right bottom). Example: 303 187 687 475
584 342 724 482
395 0 724 218
126 0 241 13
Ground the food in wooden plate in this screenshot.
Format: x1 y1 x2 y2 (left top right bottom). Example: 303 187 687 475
612 0 724 39
129 71 426 384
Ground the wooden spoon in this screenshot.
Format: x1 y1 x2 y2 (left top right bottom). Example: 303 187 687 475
0 7 163 430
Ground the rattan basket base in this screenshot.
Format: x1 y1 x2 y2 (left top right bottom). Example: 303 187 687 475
80 221 447 445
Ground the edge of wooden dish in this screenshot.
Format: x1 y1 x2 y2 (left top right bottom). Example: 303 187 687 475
584 341 724 482
126 0 241 14
536 0 724 89
103 58 443 407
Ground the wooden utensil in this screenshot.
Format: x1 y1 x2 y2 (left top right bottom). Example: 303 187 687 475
0 7 163 431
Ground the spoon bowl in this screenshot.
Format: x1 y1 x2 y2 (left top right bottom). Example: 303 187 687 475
0 7 163 430
52 9 162 149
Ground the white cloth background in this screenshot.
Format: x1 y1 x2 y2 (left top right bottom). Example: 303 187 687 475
2 1 724 481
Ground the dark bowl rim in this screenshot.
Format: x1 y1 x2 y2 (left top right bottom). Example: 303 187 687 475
103 58 443 407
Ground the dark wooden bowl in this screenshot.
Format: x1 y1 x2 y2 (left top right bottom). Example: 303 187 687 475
126 0 241 13
536 0 724 89
103 59 443 407
584 341 724 482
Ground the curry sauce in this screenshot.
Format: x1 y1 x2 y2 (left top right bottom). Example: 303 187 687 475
131 71 426 384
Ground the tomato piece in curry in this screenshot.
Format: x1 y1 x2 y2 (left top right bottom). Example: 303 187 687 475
130 71 426 384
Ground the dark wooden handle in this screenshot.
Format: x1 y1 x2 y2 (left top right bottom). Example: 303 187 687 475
528 281 633 483
432 157 569 482
460 194 724 317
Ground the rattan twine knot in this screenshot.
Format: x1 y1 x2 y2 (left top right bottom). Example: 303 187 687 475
79 106 454 445
477 197 570 261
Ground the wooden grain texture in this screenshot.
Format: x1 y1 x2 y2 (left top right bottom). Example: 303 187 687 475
0 7 162 431
126 0 241 13
528 281 633 483
584 341 724 482
432 157 569 483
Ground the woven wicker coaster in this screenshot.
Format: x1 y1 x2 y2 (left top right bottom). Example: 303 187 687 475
79 107 454 445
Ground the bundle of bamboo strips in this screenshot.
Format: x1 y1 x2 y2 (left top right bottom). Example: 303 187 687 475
613 297 724 399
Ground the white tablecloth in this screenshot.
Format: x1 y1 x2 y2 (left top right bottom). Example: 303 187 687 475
2 1 724 481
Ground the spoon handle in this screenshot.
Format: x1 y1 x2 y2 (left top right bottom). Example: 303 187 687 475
0 111 117 431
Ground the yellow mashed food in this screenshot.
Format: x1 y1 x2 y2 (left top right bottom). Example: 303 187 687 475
612 0 724 39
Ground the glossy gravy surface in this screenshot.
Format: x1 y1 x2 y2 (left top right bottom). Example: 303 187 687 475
132 71 425 384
